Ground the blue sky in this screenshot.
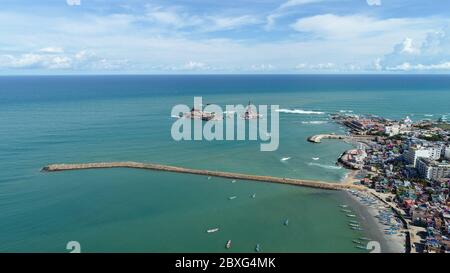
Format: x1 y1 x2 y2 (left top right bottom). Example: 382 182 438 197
1 0 450 74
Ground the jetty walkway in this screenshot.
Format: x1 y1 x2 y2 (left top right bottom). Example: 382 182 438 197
42 162 366 191
307 134 375 144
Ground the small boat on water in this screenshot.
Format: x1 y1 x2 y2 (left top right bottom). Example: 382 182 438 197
355 245 366 250
349 220 359 224
284 219 289 226
255 244 261 252
231 180 236 183
280 157 291 162
208 176 212 180
359 237 371 241
251 193 256 198
339 204 348 208
349 223 360 227
352 240 363 245
347 214 357 218
351 227 363 231
207 228 219 233
341 209 352 213
226 240 232 249
228 196 237 200
312 157 320 161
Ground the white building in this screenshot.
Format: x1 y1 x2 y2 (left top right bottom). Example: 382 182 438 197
385 124 400 136
445 147 450 160
416 158 450 180
404 145 443 167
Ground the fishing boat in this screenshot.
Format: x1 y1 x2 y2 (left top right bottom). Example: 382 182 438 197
251 193 256 198
349 223 360 227
226 240 232 249
255 244 261 252
312 157 320 161
284 219 289 226
207 228 219 233
349 220 359 224
355 245 366 250
347 214 357 218
352 240 363 245
351 227 363 231
228 196 237 200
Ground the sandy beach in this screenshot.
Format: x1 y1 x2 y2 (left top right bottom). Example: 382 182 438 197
339 190 406 253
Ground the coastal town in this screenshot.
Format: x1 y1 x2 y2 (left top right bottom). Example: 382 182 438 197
326 112 450 253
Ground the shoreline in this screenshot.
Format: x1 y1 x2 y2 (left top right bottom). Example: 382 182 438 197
342 190 406 253
311 133 409 253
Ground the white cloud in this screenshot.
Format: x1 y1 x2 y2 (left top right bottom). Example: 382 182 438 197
66 0 81 6
266 0 324 29
295 62 336 70
204 15 261 32
291 14 425 40
144 6 203 29
367 0 381 6
249 64 275 71
182 61 208 70
143 5 260 32
379 27 450 71
0 49 127 71
0 53 72 69
39 47 64 54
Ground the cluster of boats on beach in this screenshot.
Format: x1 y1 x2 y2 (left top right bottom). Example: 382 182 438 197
348 190 404 237
338 204 370 250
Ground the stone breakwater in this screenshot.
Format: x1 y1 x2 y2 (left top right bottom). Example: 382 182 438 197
42 162 366 191
307 134 375 144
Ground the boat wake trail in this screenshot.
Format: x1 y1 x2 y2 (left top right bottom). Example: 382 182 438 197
308 162 342 170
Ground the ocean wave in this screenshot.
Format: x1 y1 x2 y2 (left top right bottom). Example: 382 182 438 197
276 109 325 115
424 114 434 117
339 110 353 113
307 162 342 170
301 121 327 125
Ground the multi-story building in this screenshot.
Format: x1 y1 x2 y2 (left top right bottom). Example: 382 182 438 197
405 147 433 167
404 146 443 167
445 146 450 160
416 158 450 180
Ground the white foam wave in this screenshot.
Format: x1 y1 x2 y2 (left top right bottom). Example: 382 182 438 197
339 110 353 113
276 109 325 115
301 121 327 125
308 162 342 170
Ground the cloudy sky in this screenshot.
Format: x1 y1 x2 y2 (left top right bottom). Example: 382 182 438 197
1 0 450 74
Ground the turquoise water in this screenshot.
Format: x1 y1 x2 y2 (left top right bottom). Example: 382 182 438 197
1 75 449 252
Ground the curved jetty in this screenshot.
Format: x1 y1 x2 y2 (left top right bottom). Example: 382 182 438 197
42 162 366 191
307 134 374 143
307 134 348 143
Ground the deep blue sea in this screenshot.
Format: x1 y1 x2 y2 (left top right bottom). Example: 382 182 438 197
0 75 449 252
